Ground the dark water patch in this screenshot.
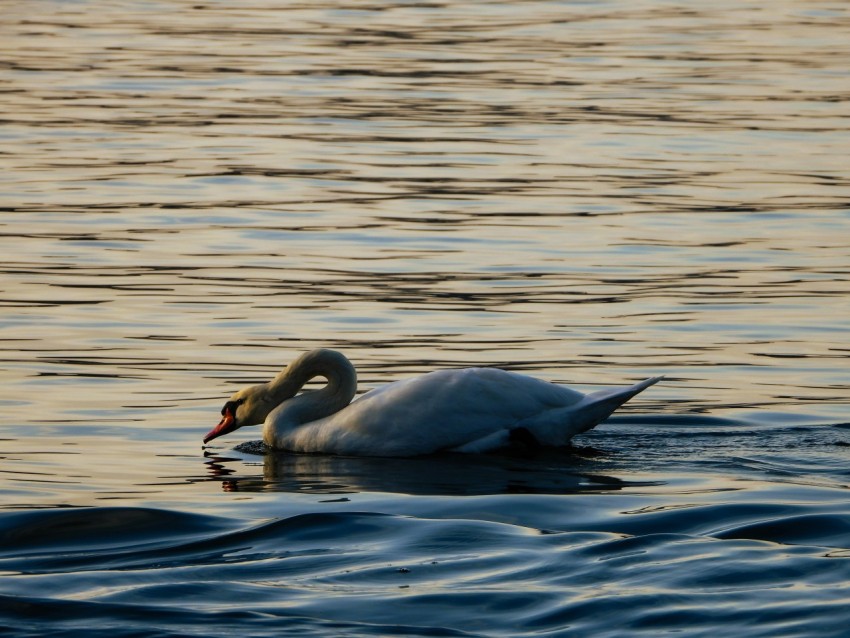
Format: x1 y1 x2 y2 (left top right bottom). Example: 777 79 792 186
609 413 758 426
0 506 231 554
715 514 850 548
609 502 813 538
0 595 475 638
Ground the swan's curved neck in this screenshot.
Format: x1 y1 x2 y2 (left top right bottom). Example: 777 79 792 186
267 349 357 421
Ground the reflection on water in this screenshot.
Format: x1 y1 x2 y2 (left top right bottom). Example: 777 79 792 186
1 0 850 635
204 445 653 496
2 0 848 423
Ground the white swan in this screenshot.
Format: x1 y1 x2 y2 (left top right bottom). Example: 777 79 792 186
203 349 662 457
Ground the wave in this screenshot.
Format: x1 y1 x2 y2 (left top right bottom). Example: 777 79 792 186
3 504 850 637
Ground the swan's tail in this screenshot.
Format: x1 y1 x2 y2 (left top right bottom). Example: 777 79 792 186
571 375 664 435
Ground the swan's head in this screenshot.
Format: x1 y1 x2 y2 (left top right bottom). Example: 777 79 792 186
202 349 357 445
203 384 284 444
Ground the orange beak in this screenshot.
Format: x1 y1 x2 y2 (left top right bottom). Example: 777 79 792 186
203 409 237 444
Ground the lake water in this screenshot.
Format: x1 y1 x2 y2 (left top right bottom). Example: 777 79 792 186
1 0 849 635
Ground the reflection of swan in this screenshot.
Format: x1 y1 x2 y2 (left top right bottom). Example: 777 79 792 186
203 349 661 457
203 449 657 496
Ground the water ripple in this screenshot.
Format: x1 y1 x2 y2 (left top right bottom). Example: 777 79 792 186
3 506 850 636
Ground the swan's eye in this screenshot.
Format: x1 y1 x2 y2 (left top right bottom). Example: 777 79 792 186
221 398 245 416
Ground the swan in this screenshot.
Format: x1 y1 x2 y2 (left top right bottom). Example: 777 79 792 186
203 348 662 457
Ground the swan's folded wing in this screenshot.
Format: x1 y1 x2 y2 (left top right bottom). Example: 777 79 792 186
334 368 584 455
515 375 664 445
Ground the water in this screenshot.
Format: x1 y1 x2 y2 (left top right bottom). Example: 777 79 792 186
1 0 849 635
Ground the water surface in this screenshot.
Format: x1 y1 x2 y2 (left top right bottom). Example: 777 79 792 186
1 1 849 636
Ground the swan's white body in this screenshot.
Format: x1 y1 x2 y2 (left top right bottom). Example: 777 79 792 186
204 349 661 457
